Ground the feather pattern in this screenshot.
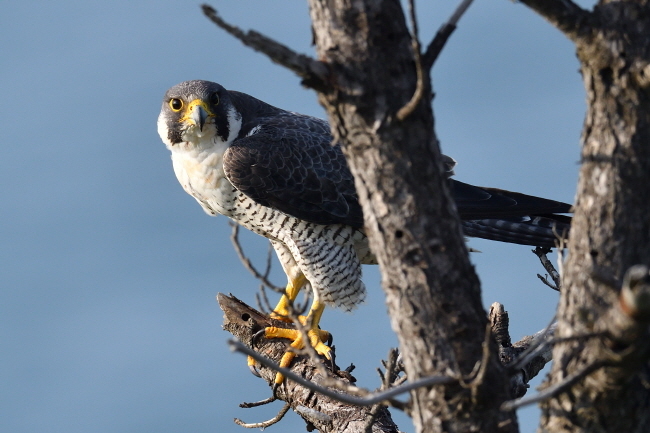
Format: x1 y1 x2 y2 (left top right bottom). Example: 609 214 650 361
159 80 572 312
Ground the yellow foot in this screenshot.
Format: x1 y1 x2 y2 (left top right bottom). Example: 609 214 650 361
265 321 332 384
269 310 299 322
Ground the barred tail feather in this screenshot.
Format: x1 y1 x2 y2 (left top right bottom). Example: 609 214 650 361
462 216 570 248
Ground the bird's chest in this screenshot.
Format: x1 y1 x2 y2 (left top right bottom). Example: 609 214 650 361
171 151 238 217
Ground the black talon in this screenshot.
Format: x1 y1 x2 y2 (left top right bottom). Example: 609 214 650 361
326 332 333 346
328 346 337 372
249 364 261 378
253 328 266 345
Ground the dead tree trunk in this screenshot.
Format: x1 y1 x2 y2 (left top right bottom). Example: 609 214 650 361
517 1 650 432
307 1 515 432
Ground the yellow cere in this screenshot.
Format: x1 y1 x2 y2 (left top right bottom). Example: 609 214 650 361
179 99 215 123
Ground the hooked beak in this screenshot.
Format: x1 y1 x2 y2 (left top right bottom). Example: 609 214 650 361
191 104 209 132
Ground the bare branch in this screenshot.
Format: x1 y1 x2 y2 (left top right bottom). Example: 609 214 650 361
234 403 290 429
517 0 592 41
536 274 559 291
508 319 557 372
501 360 605 411
532 247 561 290
500 322 608 409
510 326 606 378
380 349 404 389
254 286 276 315
232 338 455 406
489 303 556 398
422 0 475 69
363 348 408 432
218 293 400 432
229 222 284 293
201 4 329 90
396 0 425 121
239 395 276 408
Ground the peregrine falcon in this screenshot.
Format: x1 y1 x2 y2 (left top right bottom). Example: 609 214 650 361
157 80 570 382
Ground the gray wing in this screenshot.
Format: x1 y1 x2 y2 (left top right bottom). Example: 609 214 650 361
222 114 363 228
223 110 571 246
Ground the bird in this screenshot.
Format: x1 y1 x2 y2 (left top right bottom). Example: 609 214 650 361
157 79 571 383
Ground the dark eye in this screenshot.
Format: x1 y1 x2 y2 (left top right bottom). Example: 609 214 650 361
169 98 183 111
210 92 220 106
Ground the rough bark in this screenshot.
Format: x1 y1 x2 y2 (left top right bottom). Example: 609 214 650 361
306 1 515 432
217 294 554 433
517 1 650 432
217 294 400 433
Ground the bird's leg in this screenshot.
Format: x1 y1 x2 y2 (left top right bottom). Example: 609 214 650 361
265 299 331 384
269 274 306 321
248 274 330 379
248 276 305 371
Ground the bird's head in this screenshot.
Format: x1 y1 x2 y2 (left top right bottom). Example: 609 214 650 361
157 80 240 151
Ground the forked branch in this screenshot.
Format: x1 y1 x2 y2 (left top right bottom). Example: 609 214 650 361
517 0 592 42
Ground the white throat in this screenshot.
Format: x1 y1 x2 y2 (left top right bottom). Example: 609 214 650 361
162 106 243 217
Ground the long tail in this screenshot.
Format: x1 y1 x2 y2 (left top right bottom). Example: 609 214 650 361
451 180 571 248
461 214 570 248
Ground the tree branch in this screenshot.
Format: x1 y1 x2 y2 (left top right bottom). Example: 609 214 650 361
396 0 425 121
229 322 456 407
234 402 290 429
422 0 475 70
532 247 561 291
501 265 650 412
516 0 592 42
217 293 401 433
229 222 284 293
201 4 329 91
488 303 555 398
501 359 606 411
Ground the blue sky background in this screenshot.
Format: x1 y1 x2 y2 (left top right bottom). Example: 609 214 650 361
1 1 593 432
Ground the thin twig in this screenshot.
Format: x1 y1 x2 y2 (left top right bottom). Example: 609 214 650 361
537 274 559 291
517 0 591 42
509 326 606 372
364 348 405 430
533 246 561 290
508 320 557 371
229 339 455 406
229 222 284 292
501 360 605 411
379 349 402 388
239 395 276 408
234 402 291 428
255 285 274 315
422 0 475 69
263 241 274 281
396 0 424 121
